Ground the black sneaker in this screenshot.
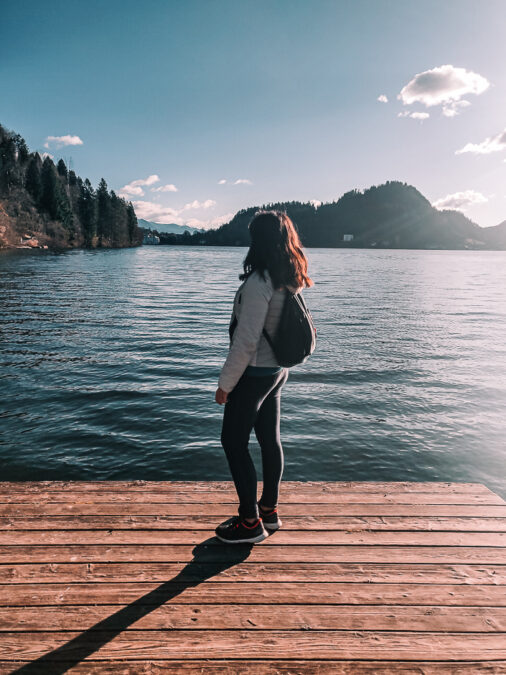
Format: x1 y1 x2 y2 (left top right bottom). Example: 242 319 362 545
215 515 268 544
258 502 282 531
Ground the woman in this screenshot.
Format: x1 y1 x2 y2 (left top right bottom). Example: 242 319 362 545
214 210 313 544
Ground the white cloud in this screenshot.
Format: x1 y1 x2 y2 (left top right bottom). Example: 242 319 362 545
397 110 430 120
218 178 252 185
132 198 217 225
397 65 489 116
36 151 54 160
442 100 471 117
133 175 160 186
432 189 488 211
377 94 388 103
119 185 145 197
310 199 322 208
119 174 160 198
182 199 216 211
44 135 83 149
456 128 506 155
151 184 178 192
132 201 183 224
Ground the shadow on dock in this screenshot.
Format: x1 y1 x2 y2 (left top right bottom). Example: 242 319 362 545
12 537 250 674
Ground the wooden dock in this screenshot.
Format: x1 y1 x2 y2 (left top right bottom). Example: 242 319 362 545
0 480 505 673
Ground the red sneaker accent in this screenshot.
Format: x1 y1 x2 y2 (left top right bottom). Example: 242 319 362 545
243 518 260 528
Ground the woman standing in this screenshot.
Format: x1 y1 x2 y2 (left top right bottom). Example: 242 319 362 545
214 210 313 544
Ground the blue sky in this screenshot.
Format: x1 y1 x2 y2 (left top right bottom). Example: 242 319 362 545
2 0 506 228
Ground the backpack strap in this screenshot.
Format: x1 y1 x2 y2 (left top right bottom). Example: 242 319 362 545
262 326 275 349
262 287 291 350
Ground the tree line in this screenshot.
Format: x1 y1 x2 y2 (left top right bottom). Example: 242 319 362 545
0 123 140 248
155 181 504 250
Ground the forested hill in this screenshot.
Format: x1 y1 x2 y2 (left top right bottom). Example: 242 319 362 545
0 124 141 250
159 182 506 250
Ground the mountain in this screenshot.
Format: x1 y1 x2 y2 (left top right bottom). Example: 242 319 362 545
157 181 506 250
0 123 142 250
480 219 506 248
137 219 204 235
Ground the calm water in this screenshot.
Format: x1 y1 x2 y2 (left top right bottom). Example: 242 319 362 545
1 246 505 498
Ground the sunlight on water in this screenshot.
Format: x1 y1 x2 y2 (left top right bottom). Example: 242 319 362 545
1 246 505 497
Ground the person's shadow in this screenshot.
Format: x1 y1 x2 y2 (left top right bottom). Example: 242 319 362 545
13 538 255 674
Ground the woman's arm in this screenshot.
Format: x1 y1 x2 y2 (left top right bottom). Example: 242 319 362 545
217 272 273 394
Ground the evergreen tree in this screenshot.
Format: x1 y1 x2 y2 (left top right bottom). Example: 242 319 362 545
96 178 110 246
58 189 74 238
40 157 59 218
25 155 42 203
68 170 77 186
12 134 29 166
40 156 74 236
78 179 97 247
114 191 132 245
126 202 137 243
57 159 68 179
0 127 18 194
13 134 29 164
109 190 121 245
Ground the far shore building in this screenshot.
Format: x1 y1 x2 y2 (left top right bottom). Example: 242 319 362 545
343 234 353 242
143 231 160 245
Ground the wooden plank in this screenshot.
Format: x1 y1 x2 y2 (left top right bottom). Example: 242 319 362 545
2 604 505 632
0 661 505 674
1 490 503 505
2 515 506 531
1 582 503 607
2 562 505 585
1 630 506 660
1 529 504 546
1 544 505 564
1 481 504 668
3 502 506 517
0 480 495 494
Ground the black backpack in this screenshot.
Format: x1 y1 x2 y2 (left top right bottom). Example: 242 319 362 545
262 289 317 367
229 287 317 368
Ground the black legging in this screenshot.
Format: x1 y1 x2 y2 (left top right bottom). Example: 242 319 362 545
220 368 289 519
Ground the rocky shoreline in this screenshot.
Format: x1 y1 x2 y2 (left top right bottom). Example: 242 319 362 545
12 233 49 250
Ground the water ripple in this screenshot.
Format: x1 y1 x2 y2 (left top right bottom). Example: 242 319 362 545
1 246 505 498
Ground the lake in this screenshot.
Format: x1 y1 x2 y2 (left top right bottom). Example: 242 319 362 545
1 246 505 498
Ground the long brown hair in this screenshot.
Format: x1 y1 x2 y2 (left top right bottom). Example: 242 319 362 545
239 210 313 290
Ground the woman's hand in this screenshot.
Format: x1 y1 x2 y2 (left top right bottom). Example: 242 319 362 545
215 387 228 405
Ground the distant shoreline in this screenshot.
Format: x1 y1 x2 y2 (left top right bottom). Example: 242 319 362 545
4 243 506 255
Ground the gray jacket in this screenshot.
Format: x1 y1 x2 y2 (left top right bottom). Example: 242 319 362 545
218 269 301 393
